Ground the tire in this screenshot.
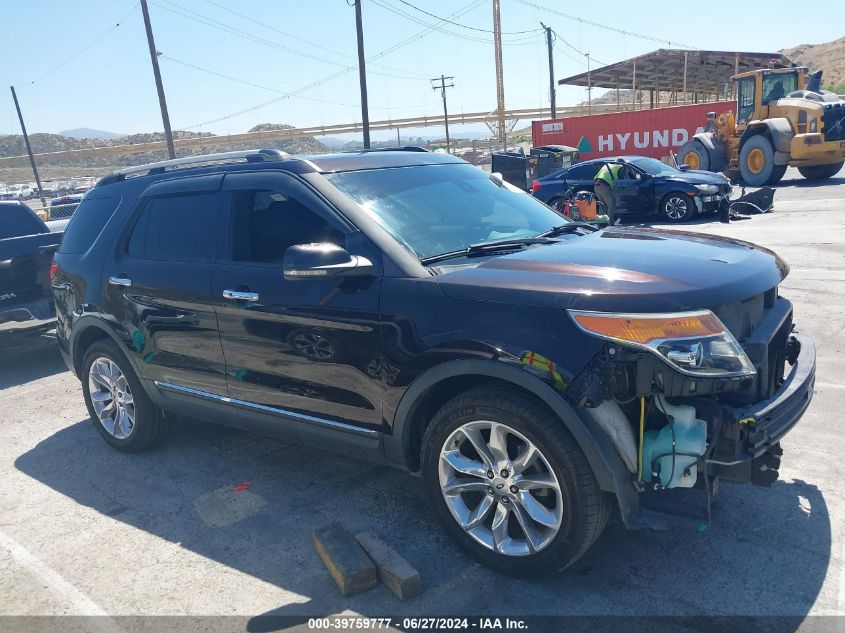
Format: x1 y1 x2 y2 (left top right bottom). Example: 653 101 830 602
739 135 777 187
420 386 609 576
546 196 565 213
767 164 787 185
660 192 695 222
81 338 169 452
798 161 844 180
677 139 710 172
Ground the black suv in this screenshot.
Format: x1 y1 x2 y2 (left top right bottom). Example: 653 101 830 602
53 148 815 575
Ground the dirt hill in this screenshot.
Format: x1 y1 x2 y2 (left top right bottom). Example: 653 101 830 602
781 36 845 89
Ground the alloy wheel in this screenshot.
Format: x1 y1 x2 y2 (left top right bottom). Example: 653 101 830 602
291 332 335 360
438 420 564 556
88 357 135 439
664 196 689 220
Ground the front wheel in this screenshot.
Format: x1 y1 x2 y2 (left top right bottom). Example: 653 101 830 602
677 139 711 172
421 387 609 576
660 192 695 222
739 135 778 186
798 161 844 180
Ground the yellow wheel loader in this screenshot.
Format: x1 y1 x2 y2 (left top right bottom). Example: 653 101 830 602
678 67 845 186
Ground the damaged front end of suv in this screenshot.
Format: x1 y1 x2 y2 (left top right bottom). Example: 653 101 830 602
569 284 815 527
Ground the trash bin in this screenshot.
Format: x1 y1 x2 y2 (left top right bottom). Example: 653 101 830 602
491 152 539 191
530 145 579 179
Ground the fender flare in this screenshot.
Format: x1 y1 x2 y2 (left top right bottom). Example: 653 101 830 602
68 315 143 380
386 359 638 524
740 118 794 154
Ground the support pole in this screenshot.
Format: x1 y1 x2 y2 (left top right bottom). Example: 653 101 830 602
541 23 556 118
683 51 688 104
354 0 371 149
586 53 592 115
492 0 506 149
431 75 455 153
9 86 46 209
632 61 637 110
140 0 175 159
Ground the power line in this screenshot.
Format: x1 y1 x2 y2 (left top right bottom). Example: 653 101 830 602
24 3 139 87
198 0 426 79
549 28 607 66
370 0 541 46
394 0 538 35
513 0 696 49
151 0 429 80
161 55 434 112
180 0 486 130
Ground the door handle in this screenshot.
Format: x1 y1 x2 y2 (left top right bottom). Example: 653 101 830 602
108 276 132 287
223 289 259 302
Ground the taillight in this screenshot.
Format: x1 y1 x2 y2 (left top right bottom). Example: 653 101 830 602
531 179 541 193
49 262 59 281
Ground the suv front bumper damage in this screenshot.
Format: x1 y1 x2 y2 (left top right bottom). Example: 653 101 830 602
713 331 815 485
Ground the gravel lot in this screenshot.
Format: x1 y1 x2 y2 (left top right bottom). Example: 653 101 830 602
1 167 844 627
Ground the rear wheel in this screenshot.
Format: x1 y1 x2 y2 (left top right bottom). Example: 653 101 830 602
421 387 609 576
739 135 778 187
767 164 787 185
660 193 695 222
677 139 710 171
82 339 169 452
798 161 844 180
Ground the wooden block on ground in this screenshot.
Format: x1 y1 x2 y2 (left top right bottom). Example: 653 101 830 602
313 523 378 596
355 530 422 600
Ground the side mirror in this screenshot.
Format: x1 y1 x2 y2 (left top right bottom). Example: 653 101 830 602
283 243 373 281
678 164 691 172
490 172 505 187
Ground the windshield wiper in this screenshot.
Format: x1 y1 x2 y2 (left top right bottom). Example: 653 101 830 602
419 237 558 266
536 222 600 238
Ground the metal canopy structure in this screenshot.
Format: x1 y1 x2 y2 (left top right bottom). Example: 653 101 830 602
558 49 796 107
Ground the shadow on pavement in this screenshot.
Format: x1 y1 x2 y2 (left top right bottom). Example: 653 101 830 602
14 416 831 622
0 331 68 390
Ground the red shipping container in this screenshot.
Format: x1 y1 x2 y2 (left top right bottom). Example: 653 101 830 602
532 101 737 161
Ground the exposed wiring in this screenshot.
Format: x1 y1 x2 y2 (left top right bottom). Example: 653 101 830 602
638 396 645 480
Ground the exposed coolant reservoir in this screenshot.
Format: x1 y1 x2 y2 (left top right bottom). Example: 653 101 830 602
642 396 707 488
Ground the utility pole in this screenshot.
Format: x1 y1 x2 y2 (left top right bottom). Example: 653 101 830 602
9 86 47 209
354 0 371 149
541 23 556 118
492 0 506 149
396 128 400 147
431 75 454 153
140 0 175 159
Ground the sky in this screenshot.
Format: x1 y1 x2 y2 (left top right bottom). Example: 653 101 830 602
1 0 844 141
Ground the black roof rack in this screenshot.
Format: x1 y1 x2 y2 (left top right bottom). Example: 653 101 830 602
96 148 290 187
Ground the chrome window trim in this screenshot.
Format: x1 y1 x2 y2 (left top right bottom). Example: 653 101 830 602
153 381 379 439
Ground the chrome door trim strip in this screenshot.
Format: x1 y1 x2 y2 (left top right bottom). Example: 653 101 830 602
153 381 379 439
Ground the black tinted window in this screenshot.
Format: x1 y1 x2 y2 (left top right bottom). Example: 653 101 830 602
58 196 121 254
0 204 43 239
230 189 343 263
128 193 219 262
567 163 599 180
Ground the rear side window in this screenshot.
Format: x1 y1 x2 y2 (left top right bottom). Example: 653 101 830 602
128 193 219 262
58 196 121 254
0 204 44 239
567 163 600 180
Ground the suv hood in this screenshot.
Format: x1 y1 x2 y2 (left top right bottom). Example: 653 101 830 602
435 228 788 312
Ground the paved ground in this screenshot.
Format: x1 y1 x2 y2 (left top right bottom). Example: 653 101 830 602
1 167 844 624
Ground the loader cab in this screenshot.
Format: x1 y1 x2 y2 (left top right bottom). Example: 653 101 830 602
733 68 807 127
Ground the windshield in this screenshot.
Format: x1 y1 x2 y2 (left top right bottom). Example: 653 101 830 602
326 163 566 260
628 157 680 176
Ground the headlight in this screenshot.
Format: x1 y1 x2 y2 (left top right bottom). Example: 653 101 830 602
697 185 719 194
569 309 756 377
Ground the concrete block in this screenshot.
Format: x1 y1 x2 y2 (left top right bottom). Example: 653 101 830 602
313 523 378 596
355 530 422 600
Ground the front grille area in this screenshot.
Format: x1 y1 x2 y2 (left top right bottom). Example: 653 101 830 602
713 286 790 402
822 102 845 142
